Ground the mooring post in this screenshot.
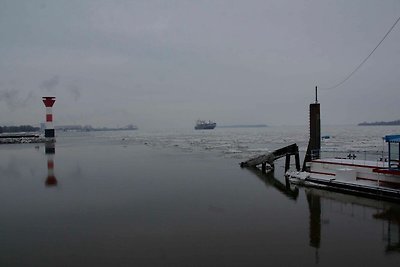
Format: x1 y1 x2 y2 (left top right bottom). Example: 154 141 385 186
262 163 266 173
303 87 321 171
295 152 301 171
285 154 291 172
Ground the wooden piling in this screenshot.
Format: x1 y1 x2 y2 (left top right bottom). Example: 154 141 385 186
285 154 291 172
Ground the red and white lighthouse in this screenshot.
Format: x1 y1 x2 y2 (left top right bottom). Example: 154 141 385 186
42 97 56 139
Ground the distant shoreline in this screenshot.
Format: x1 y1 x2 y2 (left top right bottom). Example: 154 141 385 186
358 120 400 126
218 124 268 128
88 127 138 132
56 124 138 131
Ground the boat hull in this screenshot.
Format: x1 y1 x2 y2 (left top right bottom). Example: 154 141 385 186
286 158 400 202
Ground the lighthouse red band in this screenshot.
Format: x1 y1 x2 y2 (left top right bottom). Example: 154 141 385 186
42 97 56 138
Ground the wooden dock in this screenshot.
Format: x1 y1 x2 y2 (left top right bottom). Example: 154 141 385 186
240 143 301 172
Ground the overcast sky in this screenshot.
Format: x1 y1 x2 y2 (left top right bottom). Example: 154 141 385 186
0 0 399 129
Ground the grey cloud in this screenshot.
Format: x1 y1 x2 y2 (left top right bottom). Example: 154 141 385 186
0 89 36 111
67 82 82 101
40 76 60 93
0 89 19 109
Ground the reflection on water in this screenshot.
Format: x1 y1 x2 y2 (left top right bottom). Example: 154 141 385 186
307 192 321 263
246 167 321 264
45 141 57 187
373 206 400 253
1 128 400 266
244 167 299 201
305 188 400 257
246 165 400 264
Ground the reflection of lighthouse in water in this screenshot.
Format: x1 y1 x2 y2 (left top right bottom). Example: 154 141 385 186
45 142 57 187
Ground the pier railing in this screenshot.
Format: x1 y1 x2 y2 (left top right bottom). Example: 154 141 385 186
311 149 390 163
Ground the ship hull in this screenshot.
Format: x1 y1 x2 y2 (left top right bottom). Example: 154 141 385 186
194 124 216 130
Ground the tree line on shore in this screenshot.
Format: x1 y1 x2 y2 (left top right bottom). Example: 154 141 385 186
0 125 40 133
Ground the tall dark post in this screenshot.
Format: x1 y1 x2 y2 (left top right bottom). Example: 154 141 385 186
303 87 321 171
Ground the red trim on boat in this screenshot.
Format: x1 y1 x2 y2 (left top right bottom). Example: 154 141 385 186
372 168 400 176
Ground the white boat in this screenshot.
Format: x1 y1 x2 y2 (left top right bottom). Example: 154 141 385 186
286 135 400 201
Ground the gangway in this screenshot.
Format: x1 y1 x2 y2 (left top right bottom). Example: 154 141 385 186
240 143 301 172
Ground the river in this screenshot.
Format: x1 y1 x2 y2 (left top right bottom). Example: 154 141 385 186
0 125 399 266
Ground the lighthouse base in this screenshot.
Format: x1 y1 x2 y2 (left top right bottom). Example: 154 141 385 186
45 129 55 138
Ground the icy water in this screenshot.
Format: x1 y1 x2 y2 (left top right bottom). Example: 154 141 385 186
1 125 400 266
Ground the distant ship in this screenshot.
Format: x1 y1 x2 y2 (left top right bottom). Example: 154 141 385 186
194 120 216 130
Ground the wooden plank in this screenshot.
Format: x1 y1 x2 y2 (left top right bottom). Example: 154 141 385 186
240 143 299 168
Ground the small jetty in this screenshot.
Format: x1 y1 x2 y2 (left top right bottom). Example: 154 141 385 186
240 143 301 172
290 88 400 202
241 87 400 202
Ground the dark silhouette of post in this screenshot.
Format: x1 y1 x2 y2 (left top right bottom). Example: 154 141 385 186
303 87 321 171
307 192 321 264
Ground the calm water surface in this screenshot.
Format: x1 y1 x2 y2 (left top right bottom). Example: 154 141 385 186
1 126 399 266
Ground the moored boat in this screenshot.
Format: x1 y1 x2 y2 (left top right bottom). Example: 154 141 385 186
286 135 400 201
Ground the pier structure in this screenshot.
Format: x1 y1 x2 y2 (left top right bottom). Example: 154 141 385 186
240 143 301 173
42 97 56 139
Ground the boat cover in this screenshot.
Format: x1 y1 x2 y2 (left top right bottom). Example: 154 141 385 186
385 135 400 143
